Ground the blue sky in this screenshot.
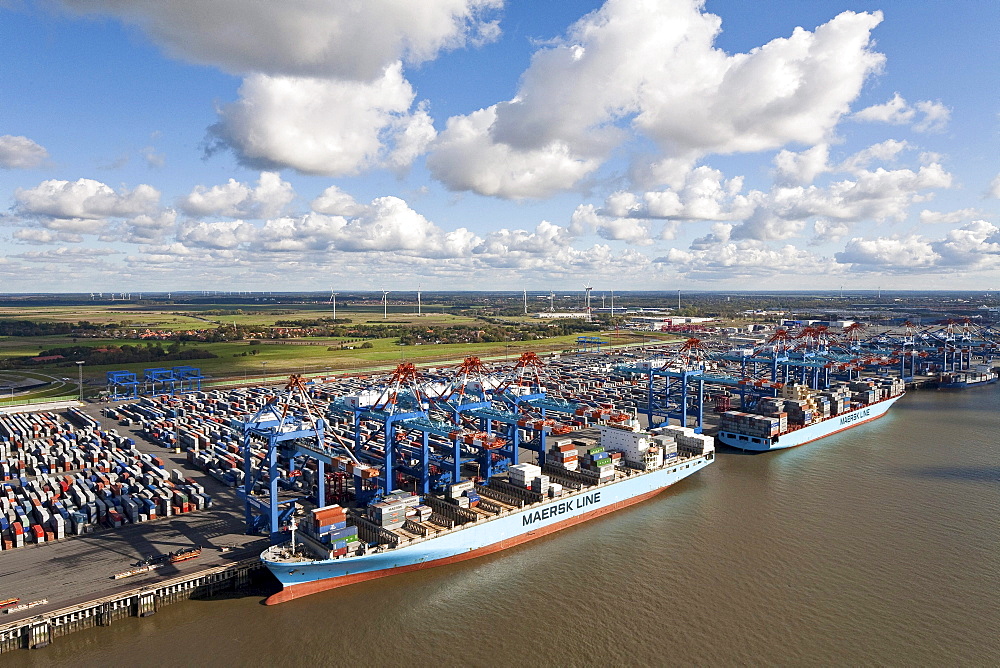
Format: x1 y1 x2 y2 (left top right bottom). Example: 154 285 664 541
1 0 998 292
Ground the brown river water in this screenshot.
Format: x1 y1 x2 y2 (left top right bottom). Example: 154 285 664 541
8 384 1000 666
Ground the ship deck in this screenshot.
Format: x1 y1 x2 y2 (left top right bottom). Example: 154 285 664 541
266 453 708 565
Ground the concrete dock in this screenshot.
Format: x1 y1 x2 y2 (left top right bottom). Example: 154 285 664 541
0 402 274 652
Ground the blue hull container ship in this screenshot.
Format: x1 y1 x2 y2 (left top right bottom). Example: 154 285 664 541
937 365 998 389
261 420 714 604
716 377 905 452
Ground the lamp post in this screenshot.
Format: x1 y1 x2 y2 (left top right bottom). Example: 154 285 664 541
76 360 85 401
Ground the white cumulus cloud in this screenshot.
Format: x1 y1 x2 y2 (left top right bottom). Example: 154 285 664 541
836 236 939 270
176 194 481 258
836 139 910 174
179 172 295 219
429 0 885 198
918 208 980 225
656 240 832 281
729 162 953 241
635 8 885 156
427 106 601 199
773 144 831 186
853 94 950 133
311 186 367 217
209 64 430 175
12 228 83 244
931 220 1000 267
59 1 498 178
0 135 49 169
57 0 502 79
12 178 162 236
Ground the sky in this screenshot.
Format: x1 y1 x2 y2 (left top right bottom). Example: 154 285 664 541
1 0 999 293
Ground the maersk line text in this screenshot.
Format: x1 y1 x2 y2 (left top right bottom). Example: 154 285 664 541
522 492 602 526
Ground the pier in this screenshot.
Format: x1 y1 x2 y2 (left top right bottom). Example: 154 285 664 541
0 557 265 652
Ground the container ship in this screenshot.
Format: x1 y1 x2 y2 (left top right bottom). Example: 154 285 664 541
937 365 998 389
261 420 714 604
716 377 905 452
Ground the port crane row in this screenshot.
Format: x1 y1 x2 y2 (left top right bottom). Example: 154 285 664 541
234 319 1000 541
235 354 631 542
616 318 1000 433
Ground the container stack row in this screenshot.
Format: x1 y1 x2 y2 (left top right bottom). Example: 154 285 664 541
578 446 618 482
0 410 213 551
304 504 357 556
546 440 579 471
652 425 715 456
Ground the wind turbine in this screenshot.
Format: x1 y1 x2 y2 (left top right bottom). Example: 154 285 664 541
584 284 593 322
548 291 555 313
329 289 339 320
417 284 422 316
523 289 528 315
382 290 390 319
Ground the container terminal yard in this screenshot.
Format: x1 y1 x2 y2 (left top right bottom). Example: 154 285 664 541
1 312 1000 652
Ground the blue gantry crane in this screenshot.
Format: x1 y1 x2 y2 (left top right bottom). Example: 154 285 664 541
236 374 359 543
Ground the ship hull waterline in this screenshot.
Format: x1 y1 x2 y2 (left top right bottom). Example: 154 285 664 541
938 378 998 389
716 394 902 452
263 455 712 604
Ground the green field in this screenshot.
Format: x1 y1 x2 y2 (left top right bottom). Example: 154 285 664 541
0 303 669 399
0 303 475 330
1 331 653 378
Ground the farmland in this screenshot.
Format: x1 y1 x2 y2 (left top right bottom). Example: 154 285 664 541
0 299 659 400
